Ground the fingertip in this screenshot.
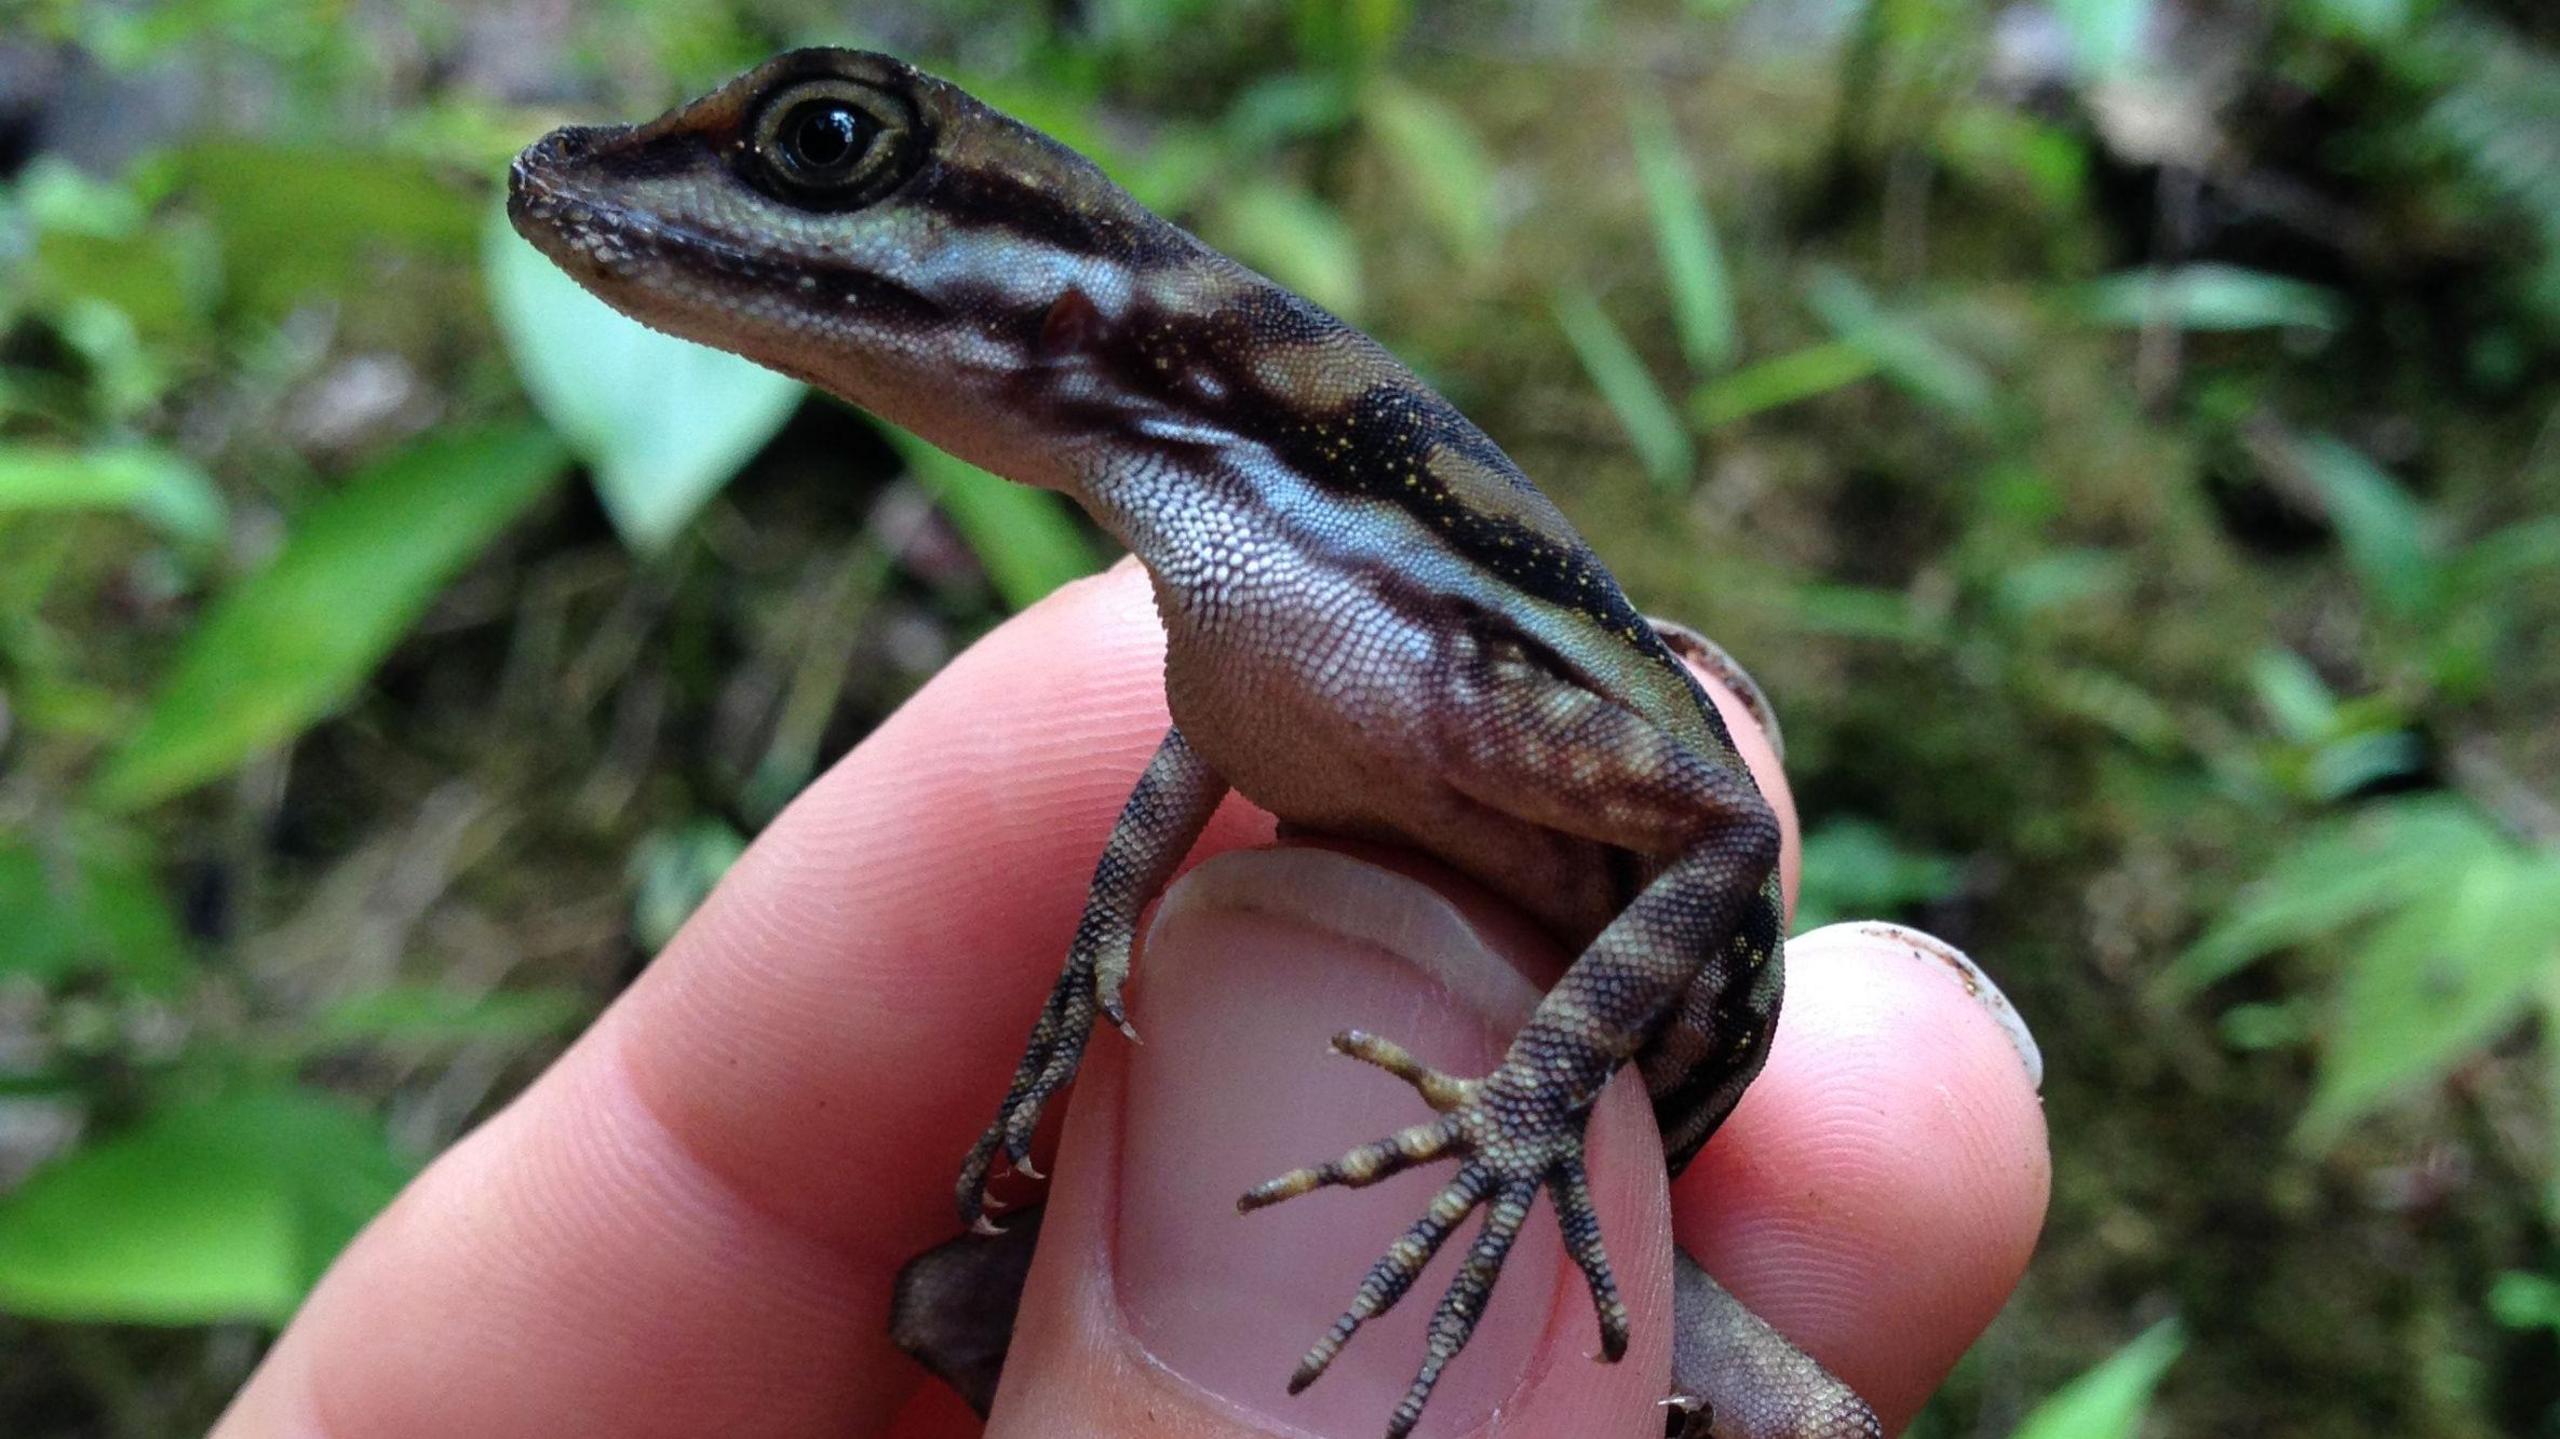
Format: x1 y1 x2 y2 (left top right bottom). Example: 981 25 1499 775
1675 653 1800 915
1674 923 2049 1430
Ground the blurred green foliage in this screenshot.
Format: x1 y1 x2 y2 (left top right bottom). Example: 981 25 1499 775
0 0 2555 1434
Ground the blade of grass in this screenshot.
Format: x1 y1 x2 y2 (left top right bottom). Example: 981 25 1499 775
1806 267 1997 425
1553 284 1693 491
1206 178 1365 320
1363 77 1498 268
2288 432 2435 620
0 445 225 543
2008 1319 2185 1439
1689 339 1878 428
1628 92 1737 373
2076 264 2347 332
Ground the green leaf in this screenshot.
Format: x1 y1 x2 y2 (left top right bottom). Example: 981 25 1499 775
1781 581 1943 644
1992 548 2132 619
1208 179 1366 319
2050 0 2156 80
2043 665 2182 754
0 444 225 543
19 154 147 239
1553 285 1693 491
2303 729 2425 801
1082 0 1221 51
485 207 803 553
0 1086 411 1324
1796 818 1961 931
2249 648 2340 744
2162 798 2503 998
1628 93 1737 372
2300 851 2560 1148
629 819 750 954
1935 103 2089 214
2489 1271 2560 1334
0 825 189 992
1220 72 1359 157
182 142 478 317
1293 0 1415 73
893 432 1102 611
308 984 588 1051
2008 1319 2184 1439
2076 265 2348 333
20 158 216 349
2424 29 2560 308
1690 340 1879 428
92 423 566 811
2445 516 2560 611
1362 77 1498 268
2219 1000 2314 1051
1806 268 1997 425
2288 433 2435 619
2300 0 2417 40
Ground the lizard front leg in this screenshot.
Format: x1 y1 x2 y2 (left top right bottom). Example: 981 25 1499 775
1240 676 1783 1439
957 725 1227 1229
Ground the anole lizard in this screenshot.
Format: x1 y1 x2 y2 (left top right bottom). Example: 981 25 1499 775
509 48 1880 1439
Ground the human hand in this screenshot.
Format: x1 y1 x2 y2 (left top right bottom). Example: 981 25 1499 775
213 561 2047 1439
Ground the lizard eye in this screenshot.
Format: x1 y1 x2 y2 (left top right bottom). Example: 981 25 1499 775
747 77 920 208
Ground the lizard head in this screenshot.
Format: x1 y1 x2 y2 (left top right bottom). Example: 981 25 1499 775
507 48 1211 488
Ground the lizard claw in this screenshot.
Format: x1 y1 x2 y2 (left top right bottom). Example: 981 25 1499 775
1098 965 1140 1043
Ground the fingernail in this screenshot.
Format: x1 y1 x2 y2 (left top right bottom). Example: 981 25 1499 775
1802 921 2042 1089
1114 848 1558 1437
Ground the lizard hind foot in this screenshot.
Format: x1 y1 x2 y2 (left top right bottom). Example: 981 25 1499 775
956 952 1106 1227
1238 1038 1631 1439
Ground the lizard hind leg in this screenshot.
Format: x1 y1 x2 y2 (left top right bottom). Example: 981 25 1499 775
1238 783 1779 1438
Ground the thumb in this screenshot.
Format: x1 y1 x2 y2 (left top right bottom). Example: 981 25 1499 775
987 845 1678 1439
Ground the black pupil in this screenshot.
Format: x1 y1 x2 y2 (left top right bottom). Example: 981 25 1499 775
789 103 865 172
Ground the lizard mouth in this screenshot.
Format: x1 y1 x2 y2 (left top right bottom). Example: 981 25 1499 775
505 127 940 338
507 134 770 293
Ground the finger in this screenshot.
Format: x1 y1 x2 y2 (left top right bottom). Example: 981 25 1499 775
1675 922 2050 1432
986 845 1680 1439
215 562 1269 1439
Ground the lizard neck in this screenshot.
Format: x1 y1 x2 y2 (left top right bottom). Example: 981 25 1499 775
1022 267 1672 671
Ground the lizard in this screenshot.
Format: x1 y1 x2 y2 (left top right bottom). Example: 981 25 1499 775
507 47 1881 1439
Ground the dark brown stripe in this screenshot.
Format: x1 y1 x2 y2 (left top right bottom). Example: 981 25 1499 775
916 151 1199 269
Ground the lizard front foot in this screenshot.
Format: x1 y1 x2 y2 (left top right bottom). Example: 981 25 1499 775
1238 1030 1627 1439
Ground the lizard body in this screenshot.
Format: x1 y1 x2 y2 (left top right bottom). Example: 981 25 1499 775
509 48 1877 1439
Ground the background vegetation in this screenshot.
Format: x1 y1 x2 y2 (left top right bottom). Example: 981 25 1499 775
0 0 2555 1433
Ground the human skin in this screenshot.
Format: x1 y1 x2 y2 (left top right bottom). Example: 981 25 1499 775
211 560 2049 1439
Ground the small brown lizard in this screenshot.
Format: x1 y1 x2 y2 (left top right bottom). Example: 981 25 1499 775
509 48 1879 1439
